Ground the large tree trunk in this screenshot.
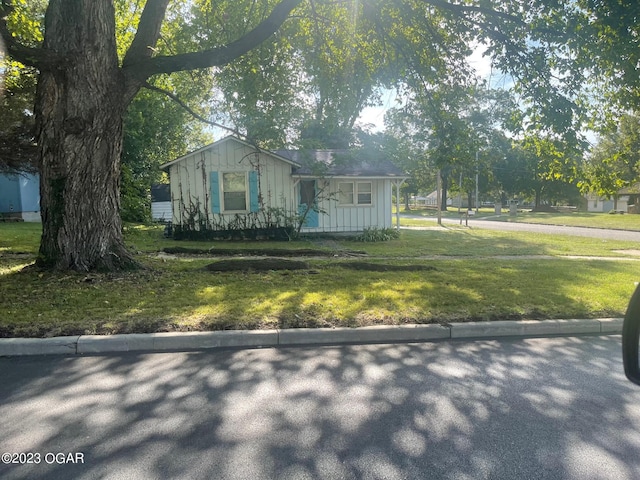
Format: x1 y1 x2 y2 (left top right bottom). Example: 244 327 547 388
35 0 135 271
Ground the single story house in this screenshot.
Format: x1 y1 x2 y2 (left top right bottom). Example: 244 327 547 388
585 189 633 213
0 172 40 222
159 136 407 235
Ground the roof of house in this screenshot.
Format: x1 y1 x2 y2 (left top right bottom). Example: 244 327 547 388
160 135 406 179
151 184 171 202
159 135 300 170
618 183 640 195
274 149 406 178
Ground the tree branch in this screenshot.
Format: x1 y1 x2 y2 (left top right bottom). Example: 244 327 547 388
142 82 245 138
124 0 303 80
122 0 170 68
0 0 55 68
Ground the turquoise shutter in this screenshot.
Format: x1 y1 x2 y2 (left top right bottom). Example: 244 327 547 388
210 171 220 214
249 170 259 213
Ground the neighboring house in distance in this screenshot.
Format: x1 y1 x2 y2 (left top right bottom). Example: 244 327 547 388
160 135 407 235
0 172 40 222
415 191 453 208
619 183 640 213
585 187 634 213
151 184 172 221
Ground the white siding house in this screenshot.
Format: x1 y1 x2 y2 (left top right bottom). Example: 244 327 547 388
585 193 629 213
160 136 406 236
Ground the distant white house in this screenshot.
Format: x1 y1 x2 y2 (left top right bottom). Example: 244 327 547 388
412 191 454 208
159 135 407 235
585 192 629 213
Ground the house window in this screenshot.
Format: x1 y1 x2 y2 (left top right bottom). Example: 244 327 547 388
338 182 354 205
222 172 247 211
338 182 372 205
357 182 372 205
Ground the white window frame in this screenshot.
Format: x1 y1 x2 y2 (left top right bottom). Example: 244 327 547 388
337 181 373 206
221 172 249 213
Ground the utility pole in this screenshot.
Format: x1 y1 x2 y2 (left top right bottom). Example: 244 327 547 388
436 169 442 226
458 171 462 214
475 150 479 214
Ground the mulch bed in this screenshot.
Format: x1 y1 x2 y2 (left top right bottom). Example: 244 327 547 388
204 259 436 273
205 259 310 272
335 262 436 272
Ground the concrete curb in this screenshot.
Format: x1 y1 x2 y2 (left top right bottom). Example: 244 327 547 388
0 318 624 357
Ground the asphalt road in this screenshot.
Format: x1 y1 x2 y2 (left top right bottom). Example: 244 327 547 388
408 215 640 242
1 336 640 480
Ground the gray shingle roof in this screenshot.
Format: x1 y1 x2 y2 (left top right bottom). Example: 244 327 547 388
274 149 406 178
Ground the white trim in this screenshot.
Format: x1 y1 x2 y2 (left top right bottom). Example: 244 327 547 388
294 174 408 180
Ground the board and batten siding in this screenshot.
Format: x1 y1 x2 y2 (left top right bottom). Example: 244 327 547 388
169 139 295 225
299 178 392 233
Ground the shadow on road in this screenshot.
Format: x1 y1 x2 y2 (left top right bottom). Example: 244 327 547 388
1 336 639 479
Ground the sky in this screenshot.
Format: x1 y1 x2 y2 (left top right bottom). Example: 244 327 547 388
356 42 508 133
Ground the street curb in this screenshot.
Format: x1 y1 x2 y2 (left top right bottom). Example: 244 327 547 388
0 336 80 356
0 318 624 357
278 324 451 346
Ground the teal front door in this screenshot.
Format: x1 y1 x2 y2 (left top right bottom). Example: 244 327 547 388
298 180 319 228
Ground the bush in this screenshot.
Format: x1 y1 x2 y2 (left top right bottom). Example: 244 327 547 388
355 227 400 242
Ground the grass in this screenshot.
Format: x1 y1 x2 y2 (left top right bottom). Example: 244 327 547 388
399 207 640 231
1 222 638 337
366 227 640 258
493 211 640 230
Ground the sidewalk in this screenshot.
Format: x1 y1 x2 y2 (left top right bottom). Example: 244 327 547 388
0 318 623 357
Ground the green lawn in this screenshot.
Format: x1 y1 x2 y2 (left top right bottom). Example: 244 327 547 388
493 211 640 230
1 222 638 337
399 207 640 231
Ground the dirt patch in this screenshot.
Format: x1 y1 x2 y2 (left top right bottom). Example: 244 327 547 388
336 262 437 272
204 258 436 273
164 246 367 257
613 249 640 256
205 259 310 272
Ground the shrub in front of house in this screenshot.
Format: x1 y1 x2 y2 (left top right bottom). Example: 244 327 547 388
355 227 400 242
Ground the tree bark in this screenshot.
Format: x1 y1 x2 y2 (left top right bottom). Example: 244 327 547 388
35 0 134 271
440 171 449 211
535 187 542 208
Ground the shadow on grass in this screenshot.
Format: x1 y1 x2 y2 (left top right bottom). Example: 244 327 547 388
1 337 639 479
0 255 634 338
